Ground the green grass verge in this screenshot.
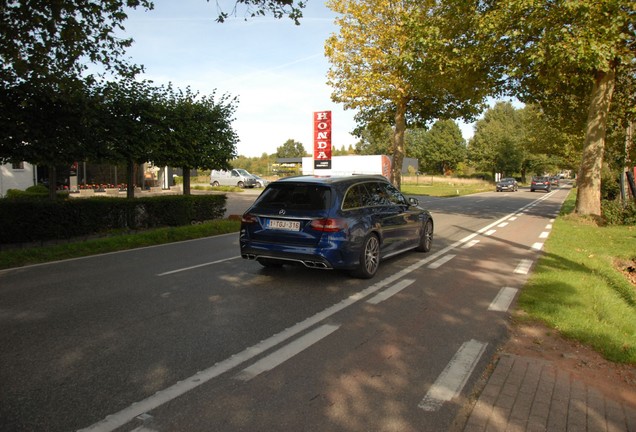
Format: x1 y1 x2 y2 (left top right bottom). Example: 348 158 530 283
401 182 493 197
0 219 241 270
518 190 636 364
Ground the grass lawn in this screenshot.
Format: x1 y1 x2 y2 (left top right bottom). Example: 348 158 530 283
519 190 636 364
401 176 493 197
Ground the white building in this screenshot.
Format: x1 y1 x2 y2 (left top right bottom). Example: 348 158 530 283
0 162 36 197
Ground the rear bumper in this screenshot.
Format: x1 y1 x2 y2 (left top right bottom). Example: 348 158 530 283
239 239 357 270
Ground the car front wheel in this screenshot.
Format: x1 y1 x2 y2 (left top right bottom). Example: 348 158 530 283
416 219 433 252
352 234 380 279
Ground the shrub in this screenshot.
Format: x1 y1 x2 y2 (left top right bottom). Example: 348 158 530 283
0 194 227 244
601 199 636 225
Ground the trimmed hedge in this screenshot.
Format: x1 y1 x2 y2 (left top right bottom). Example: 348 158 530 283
0 194 227 244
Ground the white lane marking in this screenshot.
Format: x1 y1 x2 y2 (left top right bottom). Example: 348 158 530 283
546 224 553 230
509 216 518 221
532 242 544 251
462 239 480 249
514 259 533 275
419 339 488 411
428 254 456 269
539 231 549 239
367 279 416 305
498 222 508 228
488 287 518 312
485 229 497 236
157 256 240 276
235 324 340 381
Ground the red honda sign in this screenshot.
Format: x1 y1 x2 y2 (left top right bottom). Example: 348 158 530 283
313 111 332 170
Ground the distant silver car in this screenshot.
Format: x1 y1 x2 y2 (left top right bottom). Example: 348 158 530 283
496 177 518 192
251 174 269 188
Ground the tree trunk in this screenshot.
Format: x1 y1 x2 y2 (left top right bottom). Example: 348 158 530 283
126 160 135 199
47 165 57 200
391 99 407 189
182 167 191 195
575 68 615 216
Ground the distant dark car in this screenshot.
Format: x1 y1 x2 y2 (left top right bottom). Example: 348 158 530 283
240 175 434 279
549 176 560 187
530 176 552 192
496 177 518 192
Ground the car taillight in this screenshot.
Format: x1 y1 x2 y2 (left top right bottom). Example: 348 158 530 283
310 218 347 232
241 213 258 224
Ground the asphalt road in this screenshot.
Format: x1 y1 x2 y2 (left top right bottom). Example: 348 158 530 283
0 184 570 432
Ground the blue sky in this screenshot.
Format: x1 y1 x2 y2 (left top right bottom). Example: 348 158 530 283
121 0 475 158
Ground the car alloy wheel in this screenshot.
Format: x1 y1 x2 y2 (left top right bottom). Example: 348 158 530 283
353 234 380 279
417 219 433 252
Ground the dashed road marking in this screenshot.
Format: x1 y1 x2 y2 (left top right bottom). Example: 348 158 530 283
514 259 533 275
428 254 456 269
419 340 488 411
367 279 416 305
462 239 480 249
488 287 518 312
531 242 544 251
235 324 340 381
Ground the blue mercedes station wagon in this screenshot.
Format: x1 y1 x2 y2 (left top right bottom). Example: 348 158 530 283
240 175 434 278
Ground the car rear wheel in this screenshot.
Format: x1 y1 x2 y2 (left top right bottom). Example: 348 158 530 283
416 219 433 252
212 181 220 187
351 234 380 279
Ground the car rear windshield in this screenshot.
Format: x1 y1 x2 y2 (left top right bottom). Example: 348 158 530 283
254 184 331 211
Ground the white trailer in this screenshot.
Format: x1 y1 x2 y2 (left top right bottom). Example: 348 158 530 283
301 155 417 178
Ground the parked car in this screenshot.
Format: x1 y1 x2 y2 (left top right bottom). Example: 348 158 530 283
251 174 269 188
210 169 257 188
239 175 434 279
530 176 552 192
549 176 560 187
496 177 518 192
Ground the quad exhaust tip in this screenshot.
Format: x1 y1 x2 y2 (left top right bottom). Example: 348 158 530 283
242 254 331 269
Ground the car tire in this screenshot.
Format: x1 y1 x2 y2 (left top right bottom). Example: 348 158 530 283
531 189 535 192
351 233 380 279
212 181 220 187
416 219 433 252
237 181 245 188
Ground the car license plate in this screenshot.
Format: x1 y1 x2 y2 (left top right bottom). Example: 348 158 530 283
267 219 300 231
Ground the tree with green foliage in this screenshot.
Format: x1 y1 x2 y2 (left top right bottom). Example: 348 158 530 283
156 87 239 195
0 0 305 198
409 120 466 175
0 78 101 198
276 139 306 158
95 79 165 198
354 124 393 156
479 0 635 216
326 0 494 188
215 0 306 24
1 0 306 86
469 102 526 178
